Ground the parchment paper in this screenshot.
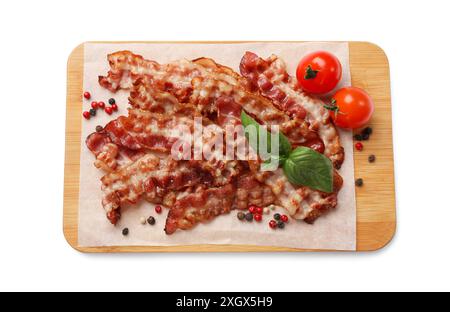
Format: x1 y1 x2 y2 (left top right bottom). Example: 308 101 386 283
78 42 356 250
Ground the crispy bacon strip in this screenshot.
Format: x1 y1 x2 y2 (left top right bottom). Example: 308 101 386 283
263 168 343 222
164 171 277 234
240 51 344 168
101 153 214 224
85 131 144 172
164 184 235 234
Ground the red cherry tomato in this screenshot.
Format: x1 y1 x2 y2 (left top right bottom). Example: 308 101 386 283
329 87 374 129
296 51 342 94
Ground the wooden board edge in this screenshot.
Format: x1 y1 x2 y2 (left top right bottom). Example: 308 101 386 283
63 41 396 253
349 41 397 251
63 42 84 252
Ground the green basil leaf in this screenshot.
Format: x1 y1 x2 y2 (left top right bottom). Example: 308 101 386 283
282 146 333 193
278 131 292 159
240 111 291 159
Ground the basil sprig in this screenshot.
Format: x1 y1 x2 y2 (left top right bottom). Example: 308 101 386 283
241 111 333 193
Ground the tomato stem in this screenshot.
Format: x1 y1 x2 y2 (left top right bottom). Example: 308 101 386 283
304 65 319 79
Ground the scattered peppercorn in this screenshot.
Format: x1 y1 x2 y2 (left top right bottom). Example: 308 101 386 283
255 207 263 215
111 103 118 111
368 155 376 163
83 91 91 100
95 125 103 132
91 101 98 109
274 213 281 221
254 214 262 222
245 212 253 221
248 205 257 214
122 228 129 236
281 215 289 223
362 127 373 136
355 178 364 187
82 111 90 119
237 211 245 221
98 101 105 109
139 217 146 225
108 98 116 105
277 221 285 229
269 220 277 229
105 106 113 115
147 216 156 225
354 134 363 141
263 207 270 215
155 205 162 214
89 108 96 116
355 142 363 151
361 133 370 140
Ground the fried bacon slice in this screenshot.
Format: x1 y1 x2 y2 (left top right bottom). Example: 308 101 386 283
240 51 345 168
101 153 215 224
86 131 144 172
164 184 235 234
263 168 343 222
164 173 276 234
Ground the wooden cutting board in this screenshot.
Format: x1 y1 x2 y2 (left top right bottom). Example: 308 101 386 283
63 41 396 252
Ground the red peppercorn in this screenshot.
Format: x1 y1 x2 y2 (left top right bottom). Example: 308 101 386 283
83 91 91 100
281 215 289 223
105 106 113 115
98 101 105 109
82 111 90 119
91 101 98 109
248 205 257 214
111 103 118 111
255 207 263 215
254 214 262 222
155 205 162 214
269 220 277 229
355 142 363 151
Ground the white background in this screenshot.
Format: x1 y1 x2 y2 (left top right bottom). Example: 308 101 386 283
0 0 449 292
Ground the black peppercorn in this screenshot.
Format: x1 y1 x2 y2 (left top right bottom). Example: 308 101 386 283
108 98 116 105
368 155 376 163
355 178 364 187
95 125 103 132
245 212 253 221
274 213 281 221
122 228 129 236
277 221 285 229
362 127 373 136
361 133 370 140
89 108 96 116
147 216 155 225
354 134 363 141
237 212 245 221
